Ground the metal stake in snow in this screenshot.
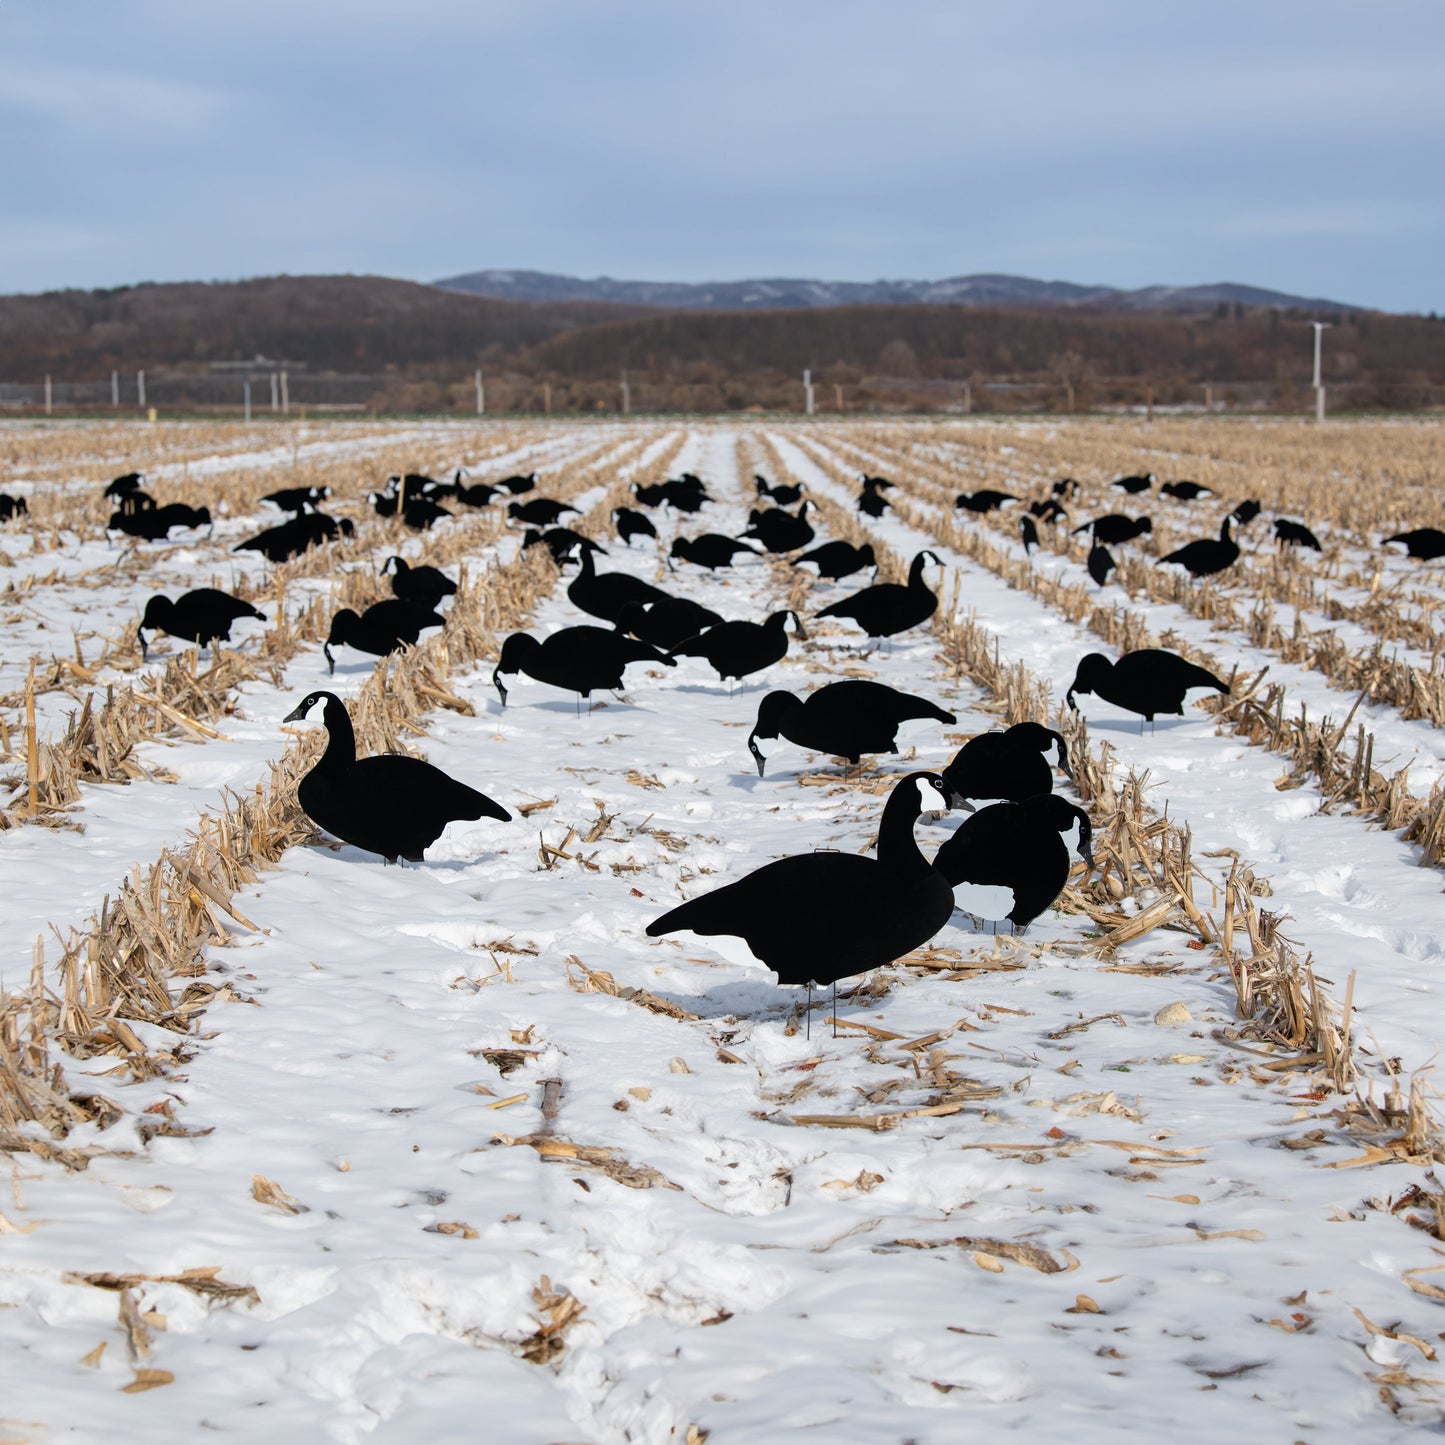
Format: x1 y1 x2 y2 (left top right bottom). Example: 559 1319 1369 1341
475 369 485 415
1309 321 1331 423
137 369 146 409
621 369 630 415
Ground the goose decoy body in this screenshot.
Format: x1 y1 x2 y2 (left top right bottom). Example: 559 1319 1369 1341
566 546 671 622
1113 473 1155 494
1161 480 1213 501
669 610 805 684
262 485 329 514
815 550 942 641
933 794 1093 933
324 599 444 673
741 502 815 553
1274 519 1322 551
1384 527 1445 561
1052 478 1081 499
612 507 658 545
795 541 876 580
498 472 537 495
660 476 710 512
234 511 351 563
1019 516 1039 553
400 496 452 530
1066 648 1229 727
614 597 724 651
284 691 509 863
0 493 28 521
764 481 804 506
646 772 955 988
103 472 145 500
1030 498 1068 524
509 498 581 527
493 625 674 706
456 481 502 508
108 503 212 540
747 681 955 775
138 589 266 659
955 489 1018 513
522 527 605 564
858 489 891 518
1230 499 1262 526
1073 513 1151 546
939 722 1071 809
1157 517 1239 577
859 473 895 491
670 534 760 571
630 481 669 508
382 556 456 609
1087 543 1116 586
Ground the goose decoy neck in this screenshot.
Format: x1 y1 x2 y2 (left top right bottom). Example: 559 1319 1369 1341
381 555 405 576
749 691 798 755
284 691 356 770
766 609 808 641
878 772 950 879
1046 728 1073 778
1066 653 1112 707
909 551 941 584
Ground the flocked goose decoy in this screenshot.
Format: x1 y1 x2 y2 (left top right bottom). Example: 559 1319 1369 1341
284 691 510 863
138 589 266 660
382 556 456 609
747 680 955 775
1274 519 1322 551
933 794 1093 933
939 721 1071 809
614 598 724 651
669 610 806 686
324 599 444 673
612 507 658 546
1019 516 1039 553
741 501 816 553
103 472 146 500
497 472 537 495
794 541 876 580
815 550 942 642
493 625 674 708
567 546 671 622
670 534 760 571
858 487 891 518
1157 517 1239 577
1066 648 1229 730
646 772 955 989
1384 527 1445 561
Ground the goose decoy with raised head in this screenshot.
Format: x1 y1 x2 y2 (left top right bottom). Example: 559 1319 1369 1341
612 507 657 546
614 597 724 651
1087 543 1116 586
1230 499 1262 525
284 691 510 863
0 493 28 521
324 599 444 673
1384 527 1445 561
1113 473 1155 494
933 794 1093 933
670 534 760 571
1274 519 1322 551
103 472 145 500
742 501 815 553
939 722 1071 808
815 550 942 641
567 546 671 622
794 541 876 580
747 681 955 775
493 625 674 707
1066 649 1229 729
669 610 805 686
955 489 1018 513
1072 513 1151 546
646 772 955 988
1157 517 1239 577
382 556 456 609
508 498 579 527
139 589 266 659
1161 480 1213 501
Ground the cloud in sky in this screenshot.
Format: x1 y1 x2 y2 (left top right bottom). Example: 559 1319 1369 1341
2 0 1441 310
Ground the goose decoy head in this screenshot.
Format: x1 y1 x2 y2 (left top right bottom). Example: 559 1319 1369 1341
1065 653 1113 709
381 555 404 577
747 690 799 775
1010 721 1073 779
770 609 808 641
858 544 877 568
493 633 537 706
912 772 951 817
1047 797 1094 869
283 690 338 725
324 609 362 675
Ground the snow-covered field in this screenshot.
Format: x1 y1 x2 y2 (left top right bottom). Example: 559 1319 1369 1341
2 417 1443 1443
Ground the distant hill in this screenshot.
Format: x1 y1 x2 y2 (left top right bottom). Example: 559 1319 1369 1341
434 268 1361 315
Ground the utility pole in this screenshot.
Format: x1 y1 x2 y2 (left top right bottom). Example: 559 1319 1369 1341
620 369 630 415
1309 321 1331 422
475 369 484 415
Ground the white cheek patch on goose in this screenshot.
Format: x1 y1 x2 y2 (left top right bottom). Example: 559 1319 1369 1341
1061 816 1084 857
917 777 948 814
951 881 1018 924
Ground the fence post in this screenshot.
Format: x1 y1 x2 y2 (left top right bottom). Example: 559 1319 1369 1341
280 371 289 414
44 375 52 415
111 370 119 406
620 370 630 414
803 369 814 415
271 373 279 412
137 370 146 408
475 369 484 415
244 380 252 423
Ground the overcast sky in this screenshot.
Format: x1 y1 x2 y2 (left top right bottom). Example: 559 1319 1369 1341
2 0 1441 311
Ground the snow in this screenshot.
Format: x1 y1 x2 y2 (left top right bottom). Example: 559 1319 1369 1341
2 420 1443 1443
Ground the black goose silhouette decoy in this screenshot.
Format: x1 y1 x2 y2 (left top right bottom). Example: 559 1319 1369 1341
1072 513 1152 546
138 589 266 659
1160 480 1213 501
1087 543 1116 586
955 489 1018 513
0 493 28 521
859 473 895 491
669 610 805 686
670 534 760 571
1113 473 1155 494
324 599 444 673
234 511 351 563
815 550 942 642
284 691 510 863
858 488 891 518
1274 519 1322 551
614 597 723 651
567 546 671 622
1157 517 1239 577
493 625 674 707
103 472 145 500
1384 527 1445 561
764 481 804 506
1030 498 1068 524
630 481 669 508
509 498 581 527
660 477 710 512
933 794 1093 933
741 502 815 553
1066 649 1229 729
613 507 658 546
747 681 955 775
521 527 605 564
1230 499 1262 525
401 496 452 530
1019 516 1039 553
646 772 955 989
939 722 1071 809
382 556 456 609
1052 478 1081 499
109 503 212 540
795 541 876 580
262 485 329 514
456 480 502 508
498 472 537 495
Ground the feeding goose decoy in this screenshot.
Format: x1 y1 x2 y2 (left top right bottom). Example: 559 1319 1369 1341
794 540 876 580
669 610 806 687
933 794 1093 933
509 498 581 527
1066 648 1229 729
858 488 890 518
108 503 212 540
382 556 456 609
741 501 816 553
614 597 724 651
234 511 351 563
138 589 266 660
660 476 710 512
0 493 28 521
1113 473 1155 494
939 722 1071 809
1072 513 1151 546
497 472 537 495
1019 515 1039 553
670 534 761 571
1052 478 1081 499
1087 543 1116 586
262 485 329 514
1160 480 1213 501
747 681 955 775
399 496 452 530
284 691 510 863
630 481 670 508
1274 518 1322 551
1030 498 1068 524
1157 517 1239 577
493 625 674 707
1230 499 1262 526
521 527 606 565
567 546 671 622
612 507 658 546
324 599 444 673
1384 527 1445 561
955 489 1018 513
646 772 955 989
814 550 942 642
